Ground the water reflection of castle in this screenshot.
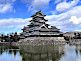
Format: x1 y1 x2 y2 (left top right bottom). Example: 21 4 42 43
0 45 81 61
0 46 65 61
19 45 65 61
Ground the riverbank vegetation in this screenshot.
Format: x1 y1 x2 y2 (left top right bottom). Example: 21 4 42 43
64 32 81 41
0 32 20 42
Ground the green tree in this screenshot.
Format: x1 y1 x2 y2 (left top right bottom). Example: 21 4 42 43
1 34 4 42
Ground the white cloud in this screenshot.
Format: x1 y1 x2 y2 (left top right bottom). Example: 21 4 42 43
69 16 81 24
0 0 16 13
46 6 81 21
0 1 81 33
56 0 79 12
55 0 62 3
0 4 13 13
45 6 81 32
21 0 32 4
32 0 50 9
0 0 16 3
27 0 51 12
1 5 81 33
0 18 32 34
0 18 31 29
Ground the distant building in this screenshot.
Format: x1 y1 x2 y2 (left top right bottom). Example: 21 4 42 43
64 31 81 37
63 32 75 37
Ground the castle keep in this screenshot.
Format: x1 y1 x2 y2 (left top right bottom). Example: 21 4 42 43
19 11 66 45
20 11 63 38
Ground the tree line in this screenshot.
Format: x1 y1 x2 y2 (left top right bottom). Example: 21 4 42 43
0 32 20 42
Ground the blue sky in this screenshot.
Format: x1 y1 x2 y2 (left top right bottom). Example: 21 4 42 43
0 0 81 34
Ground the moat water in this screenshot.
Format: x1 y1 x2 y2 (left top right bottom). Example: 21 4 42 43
0 44 81 61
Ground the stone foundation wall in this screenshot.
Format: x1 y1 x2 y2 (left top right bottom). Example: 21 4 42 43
18 37 66 45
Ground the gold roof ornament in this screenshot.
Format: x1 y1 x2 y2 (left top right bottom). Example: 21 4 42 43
31 11 46 17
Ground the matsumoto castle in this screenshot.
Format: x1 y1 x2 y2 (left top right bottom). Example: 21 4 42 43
20 11 64 39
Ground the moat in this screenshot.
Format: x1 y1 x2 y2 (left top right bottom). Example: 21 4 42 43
0 44 81 61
